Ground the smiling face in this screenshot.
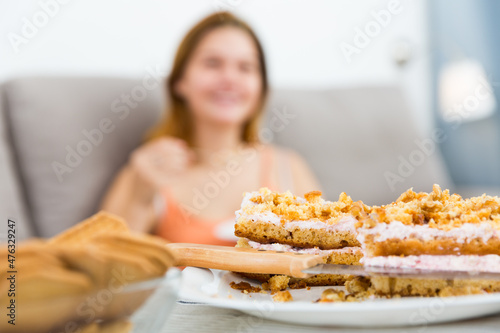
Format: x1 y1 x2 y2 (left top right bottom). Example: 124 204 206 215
175 26 263 128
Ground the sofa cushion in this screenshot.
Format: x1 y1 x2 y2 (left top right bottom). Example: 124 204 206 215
266 86 453 205
5 77 164 237
0 84 34 240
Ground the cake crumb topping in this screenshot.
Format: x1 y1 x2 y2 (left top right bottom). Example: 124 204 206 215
272 290 293 302
262 275 290 293
240 187 368 225
230 281 262 293
358 184 500 230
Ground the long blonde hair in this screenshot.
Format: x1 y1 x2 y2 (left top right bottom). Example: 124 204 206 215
145 11 268 145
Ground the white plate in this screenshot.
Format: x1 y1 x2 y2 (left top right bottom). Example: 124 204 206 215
179 267 500 327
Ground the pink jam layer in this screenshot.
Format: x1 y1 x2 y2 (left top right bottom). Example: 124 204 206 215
357 221 500 244
363 255 500 273
246 239 362 256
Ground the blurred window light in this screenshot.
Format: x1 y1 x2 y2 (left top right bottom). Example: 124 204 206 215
438 59 496 123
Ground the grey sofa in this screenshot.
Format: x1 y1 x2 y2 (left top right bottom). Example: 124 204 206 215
0 77 452 240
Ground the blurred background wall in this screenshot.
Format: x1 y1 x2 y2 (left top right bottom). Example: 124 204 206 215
1 0 499 191
0 0 432 135
430 0 500 188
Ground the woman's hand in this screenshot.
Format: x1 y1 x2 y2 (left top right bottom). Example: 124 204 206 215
100 137 195 233
129 137 195 190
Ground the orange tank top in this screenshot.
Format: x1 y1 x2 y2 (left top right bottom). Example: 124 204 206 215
155 145 277 246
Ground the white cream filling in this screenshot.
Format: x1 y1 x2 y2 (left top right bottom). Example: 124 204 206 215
246 239 362 256
235 191 259 220
363 254 500 273
238 212 357 233
240 211 282 225
284 216 357 233
357 221 500 244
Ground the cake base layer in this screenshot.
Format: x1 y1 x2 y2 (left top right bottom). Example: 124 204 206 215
370 276 500 297
234 217 359 250
236 272 351 287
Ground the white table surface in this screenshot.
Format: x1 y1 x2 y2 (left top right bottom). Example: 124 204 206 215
155 300 500 333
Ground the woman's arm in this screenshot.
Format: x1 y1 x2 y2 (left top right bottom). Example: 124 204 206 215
100 166 158 233
288 151 322 196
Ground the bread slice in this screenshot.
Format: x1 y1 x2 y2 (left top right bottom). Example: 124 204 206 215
49 211 129 247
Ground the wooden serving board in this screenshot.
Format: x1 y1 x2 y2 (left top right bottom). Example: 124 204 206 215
166 243 325 278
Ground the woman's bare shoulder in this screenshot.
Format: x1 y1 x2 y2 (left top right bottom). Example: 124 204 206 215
267 144 322 195
267 144 303 163
265 143 291 155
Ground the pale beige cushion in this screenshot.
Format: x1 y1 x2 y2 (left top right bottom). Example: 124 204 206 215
3 78 453 237
266 86 453 205
5 77 164 237
0 85 34 240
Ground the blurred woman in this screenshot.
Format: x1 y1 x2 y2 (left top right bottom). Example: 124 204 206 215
101 12 320 245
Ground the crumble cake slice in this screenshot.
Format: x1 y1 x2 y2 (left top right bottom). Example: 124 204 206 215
357 184 500 297
233 185 500 298
235 188 367 249
357 184 500 257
